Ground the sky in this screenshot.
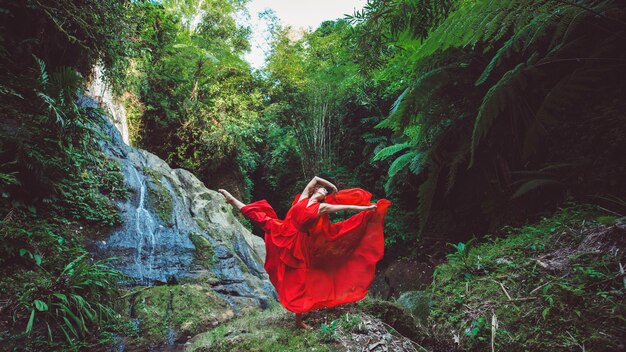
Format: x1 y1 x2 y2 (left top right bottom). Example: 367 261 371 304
242 0 367 69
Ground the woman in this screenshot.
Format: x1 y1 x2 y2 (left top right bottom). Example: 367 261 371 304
219 176 390 329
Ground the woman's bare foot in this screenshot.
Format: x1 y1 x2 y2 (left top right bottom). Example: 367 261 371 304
295 313 313 330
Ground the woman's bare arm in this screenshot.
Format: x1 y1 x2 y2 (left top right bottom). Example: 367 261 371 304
318 203 376 215
299 178 318 200
314 176 338 193
299 176 338 200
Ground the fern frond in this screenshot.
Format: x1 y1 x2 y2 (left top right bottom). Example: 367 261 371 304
372 142 411 162
445 139 470 195
379 62 469 132
475 17 543 86
522 66 607 159
50 67 83 99
408 152 423 175
33 55 49 86
418 163 440 235
470 55 539 167
511 178 561 199
388 150 417 179
474 14 551 86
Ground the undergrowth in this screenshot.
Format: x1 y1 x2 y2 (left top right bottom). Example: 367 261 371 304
426 204 626 351
0 48 131 351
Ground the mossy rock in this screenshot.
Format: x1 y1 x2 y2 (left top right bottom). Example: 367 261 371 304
187 304 331 352
395 290 431 323
190 232 217 268
143 167 174 225
127 284 233 348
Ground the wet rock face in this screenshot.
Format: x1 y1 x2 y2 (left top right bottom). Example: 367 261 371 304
80 95 275 311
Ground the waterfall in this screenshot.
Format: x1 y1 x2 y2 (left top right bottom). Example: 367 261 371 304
86 63 130 145
130 167 158 284
81 81 275 314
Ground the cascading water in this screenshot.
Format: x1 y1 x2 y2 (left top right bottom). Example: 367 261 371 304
81 85 274 296
96 155 198 285
78 63 276 352
130 167 158 284
81 68 276 347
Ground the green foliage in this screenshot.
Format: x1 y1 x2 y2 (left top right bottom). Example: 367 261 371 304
319 319 339 342
446 239 475 274
366 0 626 236
265 20 361 179
1 215 127 350
429 205 626 350
0 0 136 86
19 254 123 342
1 57 126 225
125 0 263 199
1 13 133 347
347 0 455 67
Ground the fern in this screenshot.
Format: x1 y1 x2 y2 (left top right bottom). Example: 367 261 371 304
372 142 411 161
377 62 469 132
383 150 420 194
475 15 548 86
445 139 470 195
418 163 440 234
409 151 423 175
388 151 417 178
522 66 608 159
470 53 539 167
365 0 624 234
511 178 562 199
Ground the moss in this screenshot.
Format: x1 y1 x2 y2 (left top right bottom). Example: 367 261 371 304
427 205 625 351
395 291 431 323
163 174 183 198
127 284 232 347
143 167 173 225
187 304 332 352
190 232 217 268
595 215 619 225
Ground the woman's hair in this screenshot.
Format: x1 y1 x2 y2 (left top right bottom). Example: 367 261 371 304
308 184 327 198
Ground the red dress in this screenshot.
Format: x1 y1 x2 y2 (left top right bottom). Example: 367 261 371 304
241 188 390 313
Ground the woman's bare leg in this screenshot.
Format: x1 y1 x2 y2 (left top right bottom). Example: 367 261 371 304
295 313 312 329
218 189 245 210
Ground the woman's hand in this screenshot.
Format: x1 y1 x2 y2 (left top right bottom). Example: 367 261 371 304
314 176 338 193
364 204 377 211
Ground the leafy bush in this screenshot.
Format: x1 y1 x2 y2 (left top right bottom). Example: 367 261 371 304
0 216 127 350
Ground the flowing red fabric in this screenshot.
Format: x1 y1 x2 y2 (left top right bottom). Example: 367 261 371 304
241 188 390 313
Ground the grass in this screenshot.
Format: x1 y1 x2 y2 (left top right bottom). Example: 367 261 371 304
426 204 626 351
